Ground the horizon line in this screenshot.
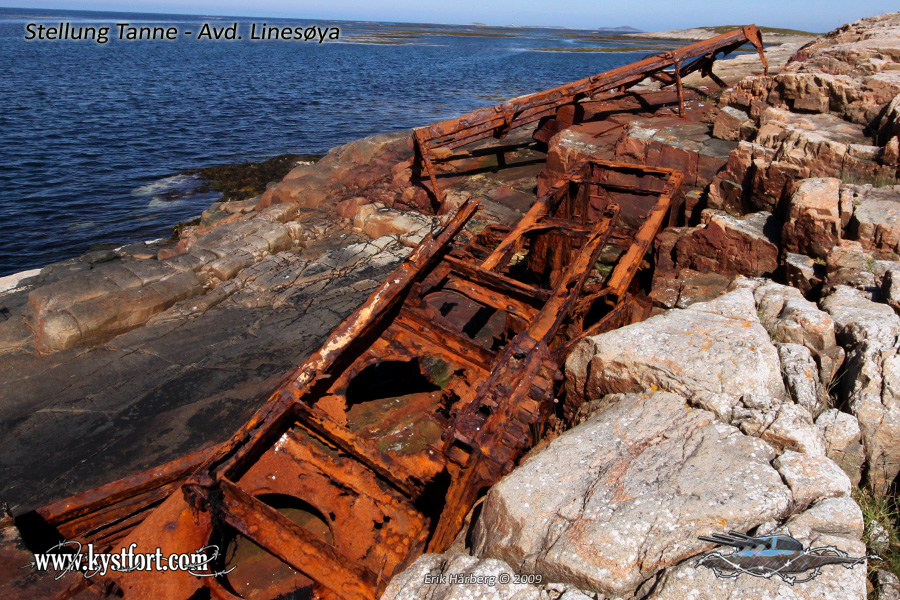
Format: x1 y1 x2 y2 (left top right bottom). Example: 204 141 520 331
0 4 788 34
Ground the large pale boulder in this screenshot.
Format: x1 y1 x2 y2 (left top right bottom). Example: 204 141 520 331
773 450 852 508
876 568 900 600
472 392 792 597
883 267 900 313
847 185 900 260
816 409 865 485
778 343 828 417
821 285 900 346
739 278 845 389
750 279 840 353
566 288 787 421
733 401 825 456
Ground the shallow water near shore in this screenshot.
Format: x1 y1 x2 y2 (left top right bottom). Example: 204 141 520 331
0 7 692 277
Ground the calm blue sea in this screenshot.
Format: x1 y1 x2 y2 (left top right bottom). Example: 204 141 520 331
0 7 684 276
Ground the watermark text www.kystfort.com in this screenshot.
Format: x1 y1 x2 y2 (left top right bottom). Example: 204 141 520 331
23 540 235 580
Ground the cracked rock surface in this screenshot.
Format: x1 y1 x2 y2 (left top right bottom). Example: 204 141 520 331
471 391 792 597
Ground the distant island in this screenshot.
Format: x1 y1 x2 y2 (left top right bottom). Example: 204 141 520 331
466 22 642 33
595 26 643 33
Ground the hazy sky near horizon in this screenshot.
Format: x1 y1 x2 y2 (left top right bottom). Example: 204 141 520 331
4 0 897 33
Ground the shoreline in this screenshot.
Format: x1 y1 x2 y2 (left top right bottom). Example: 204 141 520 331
0 269 41 294
0 36 805 284
0 38 818 291
0 153 323 281
625 25 817 44
3 12 900 599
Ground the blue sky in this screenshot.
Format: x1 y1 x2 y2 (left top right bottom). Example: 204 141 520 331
4 0 898 32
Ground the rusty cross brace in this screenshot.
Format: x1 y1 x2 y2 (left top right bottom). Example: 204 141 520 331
673 58 686 118
656 51 687 117
217 479 378 600
413 130 443 214
428 203 621 550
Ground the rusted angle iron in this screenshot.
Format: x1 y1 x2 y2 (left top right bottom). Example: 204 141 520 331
413 25 766 211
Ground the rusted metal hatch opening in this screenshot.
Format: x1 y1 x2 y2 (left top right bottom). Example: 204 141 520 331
16 159 681 600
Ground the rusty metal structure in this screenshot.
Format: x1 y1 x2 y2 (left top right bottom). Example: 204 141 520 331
413 26 766 211
6 26 771 600
19 158 680 600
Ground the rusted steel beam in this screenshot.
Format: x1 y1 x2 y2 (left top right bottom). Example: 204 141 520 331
291 401 426 496
443 255 550 301
396 308 497 369
557 292 645 362
525 205 621 339
428 140 533 164
186 390 298 490
412 26 765 210
553 90 699 126
674 58 685 117
443 279 538 322
186 200 480 490
428 203 621 549
605 170 683 300
743 24 768 73
55 483 173 546
480 165 576 270
422 28 761 143
288 198 479 392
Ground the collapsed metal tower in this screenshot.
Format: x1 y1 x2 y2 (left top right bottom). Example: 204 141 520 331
6 26 768 600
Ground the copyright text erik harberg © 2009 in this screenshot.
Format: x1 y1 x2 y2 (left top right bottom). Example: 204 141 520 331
424 571 543 586
23 22 341 45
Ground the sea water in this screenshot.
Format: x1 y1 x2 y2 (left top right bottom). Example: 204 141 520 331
0 7 682 276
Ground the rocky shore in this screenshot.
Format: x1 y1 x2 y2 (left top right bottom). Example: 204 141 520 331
626 25 818 44
384 13 900 600
2 11 900 600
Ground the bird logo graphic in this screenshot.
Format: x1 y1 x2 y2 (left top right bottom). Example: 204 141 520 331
695 530 873 585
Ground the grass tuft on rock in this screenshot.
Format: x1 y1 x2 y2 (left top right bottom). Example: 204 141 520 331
840 172 900 188
854 486 900 591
